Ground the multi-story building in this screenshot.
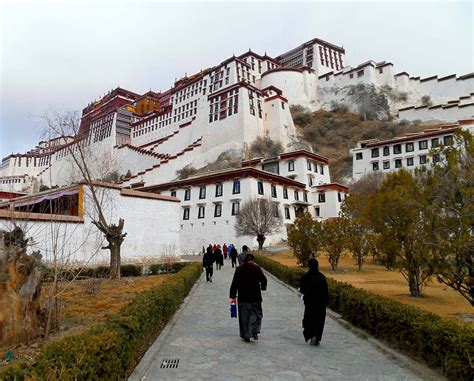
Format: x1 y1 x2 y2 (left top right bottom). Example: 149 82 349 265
276 37 346 75
350 119 474 180
140 150 348 253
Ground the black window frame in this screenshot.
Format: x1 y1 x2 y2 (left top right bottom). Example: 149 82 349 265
231 202 240 216
419 140 428 150
271 184 277 198
288 160 295 172
183 207 190 220
431 138 439 148
257 181 264 195
393 144 402 154
383 146 390 156
407 157 414 167
372 162 379 171
406 142 414 152
284 207 291 220
318 192 326 203
371 148 379 158
294 190 299 201
356 152 363 160
215 183 223 197
199 186 206 199
395 159 402 168
383 161 390 170
443 135 453 146
198 205 205 219
214 203 222 217
419 155 427 165
184 188 191 201
232 180 240 194
283 187 288 199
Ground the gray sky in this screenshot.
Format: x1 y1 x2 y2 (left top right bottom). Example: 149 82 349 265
1 1 473 158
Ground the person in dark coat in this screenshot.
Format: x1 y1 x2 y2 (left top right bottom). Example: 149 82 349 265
214 245 224 270
203 245 215 282
237 245 250 265
229 253 267 342
299 258 329 346
223 244 228 259
229 245 238 268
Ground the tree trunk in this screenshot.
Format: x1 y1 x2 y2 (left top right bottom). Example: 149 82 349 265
256 235 266 251
0 228 45 346
108 237 121 279
407 269 421 297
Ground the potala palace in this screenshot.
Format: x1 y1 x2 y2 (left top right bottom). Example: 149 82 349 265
1 37 473 259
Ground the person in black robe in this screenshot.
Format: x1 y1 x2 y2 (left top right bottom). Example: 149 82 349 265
229 245 238 268
203 245 215 282
299 258 329 346
229 253 267 342
214 245 224 270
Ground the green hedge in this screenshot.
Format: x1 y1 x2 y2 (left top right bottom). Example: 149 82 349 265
254 254 473 381
0 262 202 381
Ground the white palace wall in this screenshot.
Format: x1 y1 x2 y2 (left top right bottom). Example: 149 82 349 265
0 185 181 263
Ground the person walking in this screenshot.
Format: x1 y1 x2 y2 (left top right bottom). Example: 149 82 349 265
229 245 238 268
237 245 250 265
229 253 267 342
203 245 215 282
299 258 329 346
223 243 228 260
215 245 223 270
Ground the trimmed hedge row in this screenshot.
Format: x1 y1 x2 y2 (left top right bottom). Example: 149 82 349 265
254 254 473 381
43 262 188 281
0 262 202 381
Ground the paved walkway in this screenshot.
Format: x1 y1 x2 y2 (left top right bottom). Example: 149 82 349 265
130 261 443 381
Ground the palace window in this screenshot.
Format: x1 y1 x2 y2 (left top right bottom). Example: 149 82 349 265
383 161 390 170
395 159 402 168
184 188 191 201
183 208 190 220
431 138 439 148
198 206 205 219
433 153 441 163
443 135 453 145
319 165 324 175
294 190 299 201
355 152 363 160
257 181 264 195
199 186 206 199
314 207 320 217
406 142 414 152
318 193 326 203
288 160 295 171
232 180 240 194
419 155 427 165
171 190 177 197
284 207 291 220
231 202 240 216
271 185 277 198
303 192 308 202
393 144 402 154
419 140 428 150
371 148 379 158
283 187 288 199
407 157 414 166
372 162 379 171
214 203 222 217
215 183 223 197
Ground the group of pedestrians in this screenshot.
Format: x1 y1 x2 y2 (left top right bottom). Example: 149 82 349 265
210 244 329 347
202 243 239 282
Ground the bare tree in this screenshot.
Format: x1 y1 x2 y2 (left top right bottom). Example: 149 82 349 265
235 198 283 250
42 110 126 279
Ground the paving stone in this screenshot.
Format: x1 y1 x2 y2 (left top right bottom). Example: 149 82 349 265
130 262 442 381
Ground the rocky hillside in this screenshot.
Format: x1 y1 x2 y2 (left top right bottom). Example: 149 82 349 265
290 106 434 183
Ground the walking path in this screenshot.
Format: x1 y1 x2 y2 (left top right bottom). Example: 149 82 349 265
130 260 443 381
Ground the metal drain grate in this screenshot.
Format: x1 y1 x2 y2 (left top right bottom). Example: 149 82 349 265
160 358 180 369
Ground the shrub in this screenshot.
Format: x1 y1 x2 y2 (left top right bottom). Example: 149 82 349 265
1 263 202 380
149 262 186 275
253 254 473 381
120 264 143 277
248 136 283 159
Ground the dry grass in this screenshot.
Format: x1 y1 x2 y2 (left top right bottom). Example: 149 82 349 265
268 249 473 323
56 275 169 326
0 275 169 364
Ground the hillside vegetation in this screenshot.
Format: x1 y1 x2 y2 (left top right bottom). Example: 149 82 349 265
290 105 432 182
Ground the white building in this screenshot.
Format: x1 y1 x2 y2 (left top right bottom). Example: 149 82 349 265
350 119 474 180
138 150 348 253
0 182 181 263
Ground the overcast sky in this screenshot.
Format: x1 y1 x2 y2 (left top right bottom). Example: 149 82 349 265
1 1 472 158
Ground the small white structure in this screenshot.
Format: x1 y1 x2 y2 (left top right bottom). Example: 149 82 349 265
0 182 181 263
350 119 474 181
